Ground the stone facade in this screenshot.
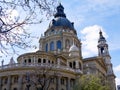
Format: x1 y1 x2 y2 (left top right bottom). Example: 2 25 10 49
0 3 116 90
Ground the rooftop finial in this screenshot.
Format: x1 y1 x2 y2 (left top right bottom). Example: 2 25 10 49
99 29 103 36
98 29 106 42
54 3 66 18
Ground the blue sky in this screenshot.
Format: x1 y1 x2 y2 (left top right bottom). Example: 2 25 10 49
0 0 120 86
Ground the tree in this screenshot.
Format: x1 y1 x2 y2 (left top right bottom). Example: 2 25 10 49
74 75 110 90
25 65 58 90
0 0 57 55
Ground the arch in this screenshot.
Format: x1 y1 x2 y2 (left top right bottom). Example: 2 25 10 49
28 59 31 63
101 47 104 54
48 60 50 63
24 59 27 63
38 58 41 63
43 59 46 63
69 62 72 68
50 41 54 51
45 43 48 52
52 61 54 64
57 40 62 50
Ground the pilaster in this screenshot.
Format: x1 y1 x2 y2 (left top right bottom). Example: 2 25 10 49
7 75 11 90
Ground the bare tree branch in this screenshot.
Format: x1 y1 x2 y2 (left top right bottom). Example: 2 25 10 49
0 0 57 56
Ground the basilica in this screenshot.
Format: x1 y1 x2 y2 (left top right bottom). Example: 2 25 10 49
0 3 116 90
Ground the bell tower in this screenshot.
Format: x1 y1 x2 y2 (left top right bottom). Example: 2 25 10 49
97 31 116 90
97 31 109 56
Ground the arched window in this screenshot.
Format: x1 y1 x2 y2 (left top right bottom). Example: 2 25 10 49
43 59 46 63
50 41 54 51
101 47 104 54
24 59 27 63
38 58 41 63
57 40 62 50
45 43 48 52
69 62 72 68
48 60 50 63
28 59 31 63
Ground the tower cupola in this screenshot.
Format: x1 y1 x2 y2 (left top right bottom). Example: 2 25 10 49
69 39 79 57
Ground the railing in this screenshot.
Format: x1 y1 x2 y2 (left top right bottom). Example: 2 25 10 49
0 63 82 73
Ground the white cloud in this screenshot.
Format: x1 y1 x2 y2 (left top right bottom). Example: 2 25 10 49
114 65 120 72
113 65 120 85
80 25 108 57
116 78 120 85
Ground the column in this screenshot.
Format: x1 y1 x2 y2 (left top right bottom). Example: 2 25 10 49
66 77 70 90
57 58 60 68
0 77 2 89
48 42 50 51
34 56 36 64
7 75 11 90
63 38 66 52
56 76 61 90
41 58 43 66
18 75 23 90
54 40 57 51
75 61 79 69
67 61 69 68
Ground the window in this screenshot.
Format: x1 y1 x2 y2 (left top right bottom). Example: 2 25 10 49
50 41 54 51
57 40 62 50
52 61 54 64
73 61 76 69
14 76 18 83
4 77 8 84
13 88 17 90
61 78 65 85
70 79 75 87
101 47 104 54
24 59 27 63
48 60 50 63
51 78 54 83
45 44 48 52
43 59 46 63
28 59 31 63
69 62 72 68
79 62 81 70
38 58 41 63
